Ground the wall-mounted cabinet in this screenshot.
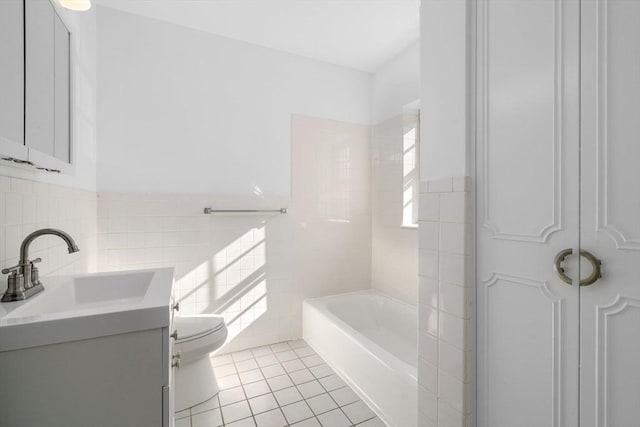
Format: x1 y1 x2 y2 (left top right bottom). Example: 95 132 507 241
0 0 72 174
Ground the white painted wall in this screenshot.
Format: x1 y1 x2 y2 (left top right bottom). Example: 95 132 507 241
420 0 470 181
371 41 420 124
96 7 372 196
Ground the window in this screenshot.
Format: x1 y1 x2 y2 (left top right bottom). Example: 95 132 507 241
402 111 420 227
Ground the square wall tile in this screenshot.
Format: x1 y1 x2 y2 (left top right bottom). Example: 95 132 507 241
439 192 466 223
419 222 439 252
439 282 469 319
419 193 440 222
439 222 466 255
419 250 438 279
439 253 466 287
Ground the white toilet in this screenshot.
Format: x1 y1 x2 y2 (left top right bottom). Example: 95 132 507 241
173 314 228 412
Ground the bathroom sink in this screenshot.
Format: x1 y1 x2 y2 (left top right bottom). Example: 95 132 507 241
6 271 155 317
0 268 174 352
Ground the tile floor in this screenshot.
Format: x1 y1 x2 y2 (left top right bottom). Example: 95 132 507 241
174 339 386 427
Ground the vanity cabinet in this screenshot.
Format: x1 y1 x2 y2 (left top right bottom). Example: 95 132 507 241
0 0 72 173
0 268 176 426
0 326 175 427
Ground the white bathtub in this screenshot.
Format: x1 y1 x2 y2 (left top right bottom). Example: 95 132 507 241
303 291 417 427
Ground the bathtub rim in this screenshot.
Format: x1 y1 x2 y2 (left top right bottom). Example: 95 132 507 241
303 289 418 379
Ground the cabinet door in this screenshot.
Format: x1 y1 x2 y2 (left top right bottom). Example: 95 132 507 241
25 0 72 171
25 0 55 157
579 1 640 425
0 0 27 159
475 1 581 426
54 13 70 163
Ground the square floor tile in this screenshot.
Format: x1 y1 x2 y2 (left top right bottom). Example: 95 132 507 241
281 401 314 425
306 393 338 415
244 380 271 399
214 363 237 378
218 373 242 390
239 368 264 384
289 368 315 385
309 364 333 379
256 354 279 367
219 386 246 406
301 354 324 368
291 417 321 427
252 346 274 358
236 358 259 373
273 386 303 406
282 358 306 373
270 342 291 353
232 350 254 362
276 350 298 363
262 364 286 379
316 408 351 427
226 416 256 427
254 408 287 427
175 416 191 427
192 408 223 427
318 374 346 392
266 374 294 391
294 346 316 358
249 393 279 415
297 380 325 399
341 400 376 424
221 401 252 424
211 354 233 367
288 339 308 350
329 387 359 406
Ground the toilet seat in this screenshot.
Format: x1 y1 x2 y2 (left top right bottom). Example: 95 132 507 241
173 315 228 365
175 315 226 342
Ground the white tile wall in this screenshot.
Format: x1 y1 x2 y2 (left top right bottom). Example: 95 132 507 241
417 176 472 427
98 116 372 353
0 171 98 293
371 114 418 305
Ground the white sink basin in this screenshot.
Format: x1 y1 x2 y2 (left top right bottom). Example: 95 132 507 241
0 268 174 352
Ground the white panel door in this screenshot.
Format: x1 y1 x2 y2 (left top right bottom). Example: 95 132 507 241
580 1 640 426
476 1 581 426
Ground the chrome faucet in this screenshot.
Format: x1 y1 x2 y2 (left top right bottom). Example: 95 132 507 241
1 228 80 302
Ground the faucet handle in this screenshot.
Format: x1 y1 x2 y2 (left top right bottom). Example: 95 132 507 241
30 258 42 265
1 264 21 275
0 273 26 302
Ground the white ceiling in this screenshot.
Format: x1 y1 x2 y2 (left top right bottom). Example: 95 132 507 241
97 0 420 73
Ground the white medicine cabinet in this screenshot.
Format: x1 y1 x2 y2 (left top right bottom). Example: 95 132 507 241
0 0 72 174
